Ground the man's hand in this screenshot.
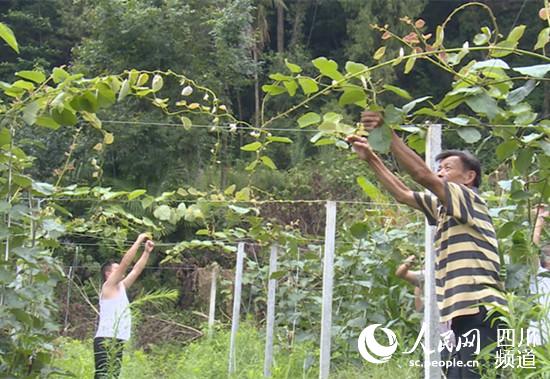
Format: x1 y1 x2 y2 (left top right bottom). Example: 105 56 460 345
144 240 155 253
137 233 150 243
361 111 384 131
346 135 374 161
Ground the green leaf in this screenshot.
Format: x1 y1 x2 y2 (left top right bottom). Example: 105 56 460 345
82 111 102 129
404 56 416 74
402 96 431 114
260 156 277 170
267 136 292 143
151 75 163 92
473 33 489 46
51 108 77 126
496 140 519 160
433 25 444 48
180 116 192 130
471 59 509 70
118 79 130 102
512 64 550 78
506 80 536 106
314 138 335 146
285 59 302 73
350 222 369 239
128 189 147 200
318 122 337 133
373 46 386 60
312 57 344 81
357 176 381 199
22 101 40 126
507 25 525 44
297 77 318 95
241 142 262 152
16 70 46 84
0 128 10 146
535 27 550 50
270 271 285 280
538 140 550 156
32 182 55 195
283 80 298 96
12 80 35 91
228 205 251 215
35 116 60 130
262 84 286 96
137 73 149 86
0 22 18 53
457 127 482 143
345 61 368 76
153 205 172 221
52 67 69 83
491 40 516 58
446 116 469 126
514 148 533 174
297 112 321 128
245 160 258 171
235 187 251 201
497 221 518 239
338 88 366 107
368 125 392 153
464 93 501 120
103 132 114 145
383 84 412 100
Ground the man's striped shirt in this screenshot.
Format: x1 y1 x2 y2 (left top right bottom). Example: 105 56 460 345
414 181 507 323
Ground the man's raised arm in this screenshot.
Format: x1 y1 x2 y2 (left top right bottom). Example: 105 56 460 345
104 233 149 287
346 134 420 210
122 240 154 289
361 111 446 206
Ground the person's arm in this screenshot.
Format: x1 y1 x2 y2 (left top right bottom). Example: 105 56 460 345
533 207 549 245
361 112 447 207
122 240 154 289
104 233 149 288
346 135 420 210
395 255 421 286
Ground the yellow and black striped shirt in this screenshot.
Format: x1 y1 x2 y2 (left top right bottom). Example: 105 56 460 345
414 181 507 323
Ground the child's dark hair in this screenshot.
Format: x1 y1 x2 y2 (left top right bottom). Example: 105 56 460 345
100 260 116 282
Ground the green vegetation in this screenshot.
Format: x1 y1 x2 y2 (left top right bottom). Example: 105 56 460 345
51 322 421 379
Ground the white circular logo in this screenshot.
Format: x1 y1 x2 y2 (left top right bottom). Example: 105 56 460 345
358 324 399 364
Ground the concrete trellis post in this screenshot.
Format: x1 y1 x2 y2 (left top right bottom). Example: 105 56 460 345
263 244 279 377
208 262 219 339
228 242 245 375
319 201 336 379
424 124 442 379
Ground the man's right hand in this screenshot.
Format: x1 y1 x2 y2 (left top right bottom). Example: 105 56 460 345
346 135 374 161
361 111 384 131
144 240 155 253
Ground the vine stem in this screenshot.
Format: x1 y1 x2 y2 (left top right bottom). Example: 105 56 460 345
55 127 81 187
262 45 550 130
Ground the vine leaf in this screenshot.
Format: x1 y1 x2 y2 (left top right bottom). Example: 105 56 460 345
368 125 392 153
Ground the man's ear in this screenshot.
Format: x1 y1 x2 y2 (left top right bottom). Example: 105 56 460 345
465 170 476 187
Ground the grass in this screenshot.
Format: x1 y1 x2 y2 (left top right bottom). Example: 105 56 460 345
51 322 421 378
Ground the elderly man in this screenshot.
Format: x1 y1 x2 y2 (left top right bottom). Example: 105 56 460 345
347 111 506 378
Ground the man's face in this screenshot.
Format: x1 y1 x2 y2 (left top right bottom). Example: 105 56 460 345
105 263 120 280
437 156 475 187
